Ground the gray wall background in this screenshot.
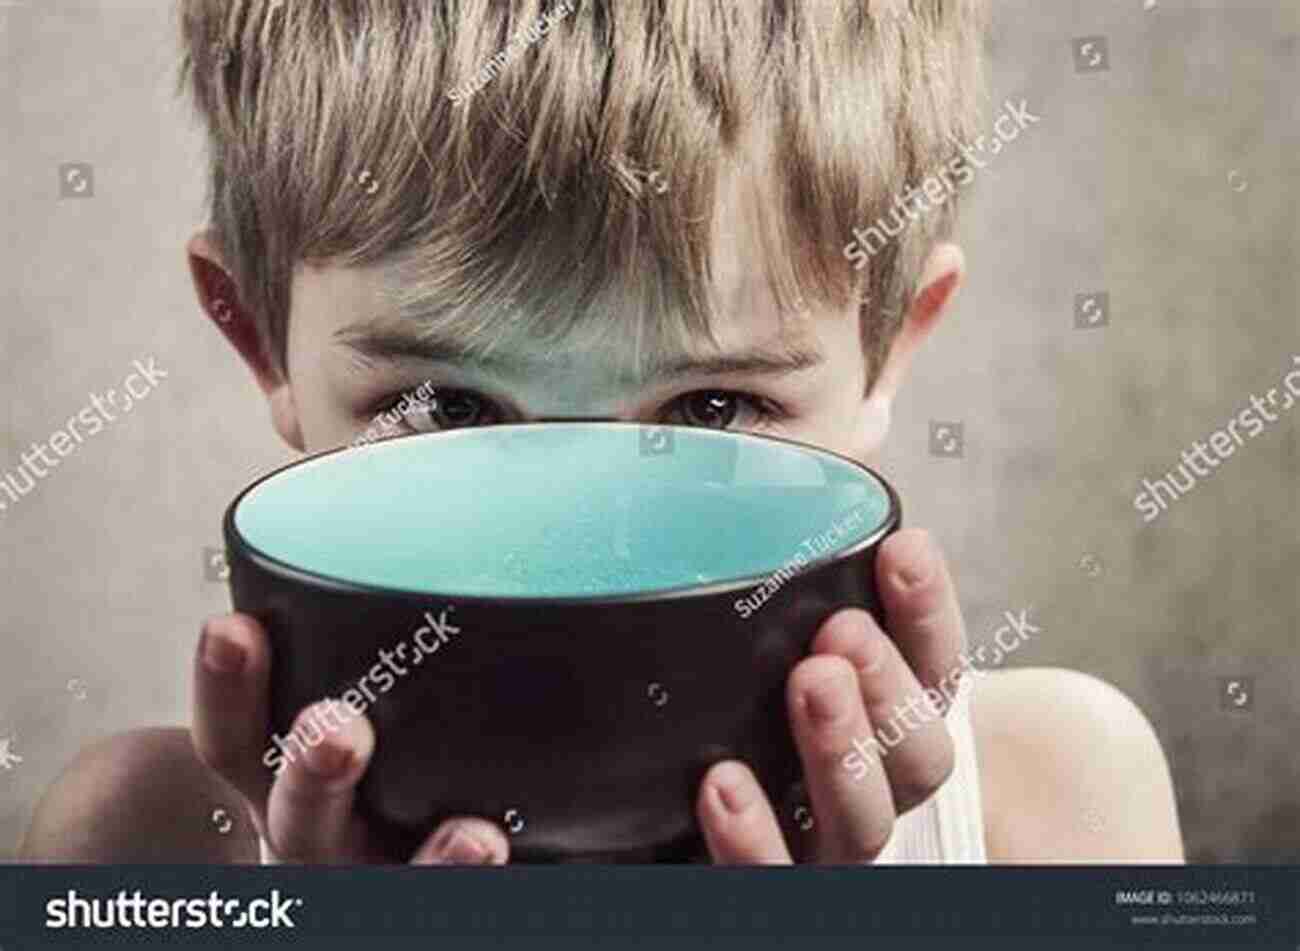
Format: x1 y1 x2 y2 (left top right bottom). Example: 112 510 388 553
0 1 1295 862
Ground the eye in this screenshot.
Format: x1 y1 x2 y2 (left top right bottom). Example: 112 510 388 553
662 390 784 431
377 387 504 435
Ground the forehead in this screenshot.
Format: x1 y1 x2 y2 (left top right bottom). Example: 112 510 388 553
294 168 835 381
705 168 803 347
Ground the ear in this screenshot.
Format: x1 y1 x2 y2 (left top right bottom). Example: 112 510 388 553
857 242 965 453
186 230 305 451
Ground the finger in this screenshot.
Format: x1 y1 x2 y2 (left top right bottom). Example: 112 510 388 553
410 817 511 865
875 529 967 713
265 700 374 863
811 609 956 816
696 761 792 864
192 613 274 815
787 654 895 862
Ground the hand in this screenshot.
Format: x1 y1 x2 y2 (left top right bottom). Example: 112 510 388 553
192 527 963 865
191 613 510 864
695 528 967 863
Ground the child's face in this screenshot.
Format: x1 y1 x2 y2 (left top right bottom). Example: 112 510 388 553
284 254 874 463
193 180 962 464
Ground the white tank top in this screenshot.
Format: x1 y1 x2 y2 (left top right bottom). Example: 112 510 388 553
258 676 987 865
874 673 988 863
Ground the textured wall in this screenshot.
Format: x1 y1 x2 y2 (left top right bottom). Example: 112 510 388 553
0 1 1295 862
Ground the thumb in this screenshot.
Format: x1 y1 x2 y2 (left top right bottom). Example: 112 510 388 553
410 817 511 865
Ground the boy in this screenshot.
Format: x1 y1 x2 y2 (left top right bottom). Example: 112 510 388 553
21 0 1182 865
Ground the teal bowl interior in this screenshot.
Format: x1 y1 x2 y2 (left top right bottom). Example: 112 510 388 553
233 423 893 600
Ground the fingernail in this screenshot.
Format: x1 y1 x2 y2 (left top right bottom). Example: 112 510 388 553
711 762 758 815
891 536 933 591
821 611 885 674
856 628 888 675
435 828 491 864
200 624 246 675
303 737 352 778
801 673 853 725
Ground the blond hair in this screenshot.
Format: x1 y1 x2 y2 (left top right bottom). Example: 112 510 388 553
176 0 985 387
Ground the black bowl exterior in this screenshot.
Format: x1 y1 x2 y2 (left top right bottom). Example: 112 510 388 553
222 422 902 863
224 515 898 863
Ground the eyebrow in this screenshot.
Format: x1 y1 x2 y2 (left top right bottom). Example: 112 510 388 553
333 321 823 384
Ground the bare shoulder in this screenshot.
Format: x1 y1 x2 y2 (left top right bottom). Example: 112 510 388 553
966 667 1184 863
19 727 258 863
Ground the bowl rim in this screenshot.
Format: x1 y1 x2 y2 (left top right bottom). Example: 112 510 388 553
222 421 902 606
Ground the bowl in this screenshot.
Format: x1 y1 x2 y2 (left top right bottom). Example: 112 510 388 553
223 422 900 861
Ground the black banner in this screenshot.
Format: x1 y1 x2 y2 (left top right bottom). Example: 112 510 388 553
1 865 1296 948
